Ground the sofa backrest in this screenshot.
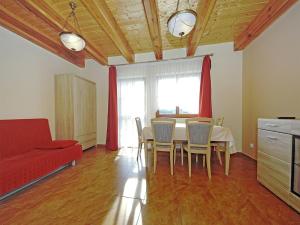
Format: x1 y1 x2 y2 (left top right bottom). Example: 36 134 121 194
0 119 52 160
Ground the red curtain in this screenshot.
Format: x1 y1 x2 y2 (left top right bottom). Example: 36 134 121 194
106 66 118 150
199 55 212 118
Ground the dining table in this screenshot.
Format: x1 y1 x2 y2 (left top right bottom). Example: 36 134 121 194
142 123 237 176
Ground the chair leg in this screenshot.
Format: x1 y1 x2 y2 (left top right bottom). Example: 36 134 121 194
144 141 148 166
170 148 174 175
174 145 176 165
202 155 205 168
181 144 183 166
153 148 157 174
188 152 192 177
196 154 198 163
216 149 222 165
137 143 142 160
206 153 211 180
225 142 230 176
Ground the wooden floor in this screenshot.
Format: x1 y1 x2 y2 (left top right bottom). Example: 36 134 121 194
0 147 299 225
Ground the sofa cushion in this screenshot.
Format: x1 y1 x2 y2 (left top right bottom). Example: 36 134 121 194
0 119 52 160
35 140 78 150
0 144 82 196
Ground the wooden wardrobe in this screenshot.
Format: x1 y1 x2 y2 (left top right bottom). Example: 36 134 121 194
55 74 97 150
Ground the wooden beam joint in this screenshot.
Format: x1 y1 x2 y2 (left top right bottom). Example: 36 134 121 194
234 0 297 51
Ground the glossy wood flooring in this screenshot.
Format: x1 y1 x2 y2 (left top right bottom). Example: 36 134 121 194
0 147 299 225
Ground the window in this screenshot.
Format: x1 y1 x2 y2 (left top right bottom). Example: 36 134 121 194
157 75 200 115
117 57 202 148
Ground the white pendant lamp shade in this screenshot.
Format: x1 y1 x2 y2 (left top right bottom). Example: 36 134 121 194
167 9 196 37
60 32 86 52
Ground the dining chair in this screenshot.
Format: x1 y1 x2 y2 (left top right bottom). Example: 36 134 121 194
173 118 186 166
135 117 153 161
211 117 225 165
135 117 143 160
215 117 224 126
183 118 213 179
151 118 176 175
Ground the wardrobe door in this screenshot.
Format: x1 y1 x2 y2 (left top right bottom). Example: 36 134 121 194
55 75 74 140
73 77 97 149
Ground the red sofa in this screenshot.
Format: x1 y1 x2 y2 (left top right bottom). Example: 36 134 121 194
0 119 82 197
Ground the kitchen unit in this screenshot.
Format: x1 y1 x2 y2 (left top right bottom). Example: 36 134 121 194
257 119 300 212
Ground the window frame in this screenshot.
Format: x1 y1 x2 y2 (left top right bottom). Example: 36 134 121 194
155 106 198 118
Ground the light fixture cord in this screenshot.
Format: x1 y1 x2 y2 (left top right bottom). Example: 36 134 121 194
187 0 191 9
73 9 83 35
176 0 191 11
175 0 180 11
61 1 82 35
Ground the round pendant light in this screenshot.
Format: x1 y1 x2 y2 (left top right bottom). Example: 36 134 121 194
167 0 197 38
59 1 86 52
60 32 86 52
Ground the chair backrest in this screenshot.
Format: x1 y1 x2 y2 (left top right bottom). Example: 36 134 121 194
186 118 213 148
151 118 176 145
215 117 224 126
135 117 143 141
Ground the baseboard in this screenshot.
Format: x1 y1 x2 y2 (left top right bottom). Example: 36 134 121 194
240 151 257 161
96 144 106 148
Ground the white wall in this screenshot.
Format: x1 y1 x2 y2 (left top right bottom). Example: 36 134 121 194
242 2 300 159
0 26 109 144
109 42 243 151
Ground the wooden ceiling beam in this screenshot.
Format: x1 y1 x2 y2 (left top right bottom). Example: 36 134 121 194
0 5 85 68
187 0 217 56
234 0 297 51
142 0 162 60
80 0 134 63
17 0 107 65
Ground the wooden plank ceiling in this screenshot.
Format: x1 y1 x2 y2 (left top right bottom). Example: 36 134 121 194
0 0 296 67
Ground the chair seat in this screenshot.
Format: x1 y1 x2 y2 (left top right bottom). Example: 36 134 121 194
155 144 173 152
183 144 208 152
142 139 153 144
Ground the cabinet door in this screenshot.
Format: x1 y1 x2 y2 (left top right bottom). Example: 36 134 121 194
73 77 96 149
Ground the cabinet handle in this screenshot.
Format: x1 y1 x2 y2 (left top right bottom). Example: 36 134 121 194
266 123 279 127
267 136 278 140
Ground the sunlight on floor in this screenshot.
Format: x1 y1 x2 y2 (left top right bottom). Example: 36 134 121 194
101 196 141 225
123 178 147 200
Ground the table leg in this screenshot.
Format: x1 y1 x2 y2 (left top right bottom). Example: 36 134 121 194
225 142 230 176
144 140 148 167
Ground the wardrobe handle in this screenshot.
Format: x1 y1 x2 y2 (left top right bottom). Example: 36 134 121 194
266 123 279 127
267 136 278 140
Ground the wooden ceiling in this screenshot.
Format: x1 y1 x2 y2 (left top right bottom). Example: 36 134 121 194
0 0 297 67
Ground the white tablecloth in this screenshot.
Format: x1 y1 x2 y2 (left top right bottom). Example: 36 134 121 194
143 125 237 154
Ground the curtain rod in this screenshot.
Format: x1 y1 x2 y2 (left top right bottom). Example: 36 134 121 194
109 53 214 67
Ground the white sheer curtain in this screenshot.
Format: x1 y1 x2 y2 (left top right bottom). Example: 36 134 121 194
117 78 145 147
117 57 202 147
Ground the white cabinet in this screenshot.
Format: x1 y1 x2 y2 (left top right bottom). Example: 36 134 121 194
55 74 97 150
257 119 300 212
